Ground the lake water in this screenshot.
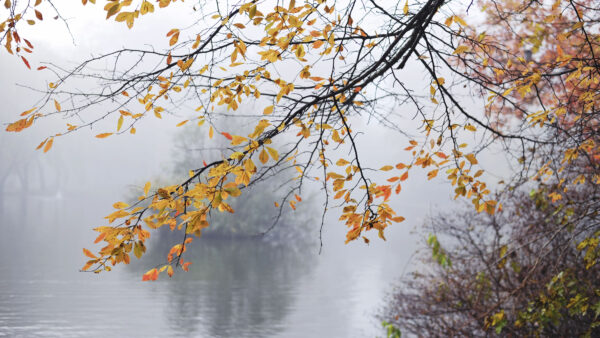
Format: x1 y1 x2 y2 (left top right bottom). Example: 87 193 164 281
0 192 422 337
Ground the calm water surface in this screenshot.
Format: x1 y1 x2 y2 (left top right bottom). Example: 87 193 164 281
0 193 420 337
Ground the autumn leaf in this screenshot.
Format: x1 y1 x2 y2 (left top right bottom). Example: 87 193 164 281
43 137 53 153
21 56 31 69
117 115 124 131
167 28 180 46
231 135 246 145
112 201 129 209
83 248 97 259
95 133 113 139
142 268 159 281
266 147 279 161
263 105 274 115
93 232 106 244
465 153 478 165
452 45 470 55
259 148 269 164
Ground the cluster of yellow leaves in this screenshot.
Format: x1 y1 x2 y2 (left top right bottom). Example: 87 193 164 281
83 115 292 278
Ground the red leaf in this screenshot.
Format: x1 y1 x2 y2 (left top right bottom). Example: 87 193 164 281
21 56 31 69
221 132 233 140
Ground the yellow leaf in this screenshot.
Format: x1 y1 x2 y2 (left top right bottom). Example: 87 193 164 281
453 16 466 26
143 181 151 196
263 105 274 115
113 201 129 209
231 135 246 146
140 1 154 15
95 133 113 139
117 115 124 131
259 148 269 164
267 147 279 161
465 153 478 165
336 159 350 166
380 165 393 171
176 120 188 127
134 242 144 259
209 126 214 139
464 124 476 132
54 99 61 112
452 45 470 55
403 0 408 14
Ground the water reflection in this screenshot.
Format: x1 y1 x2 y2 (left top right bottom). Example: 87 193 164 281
130 239 314 337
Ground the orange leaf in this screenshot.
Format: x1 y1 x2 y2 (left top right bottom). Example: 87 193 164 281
36 139 47 150
142 268 159 281
83 248 97 259
43 137 53 153
94 232 106 244
221 132 233 140
95 133 113 139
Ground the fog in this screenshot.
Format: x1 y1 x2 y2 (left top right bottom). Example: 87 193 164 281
0 2 509 337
